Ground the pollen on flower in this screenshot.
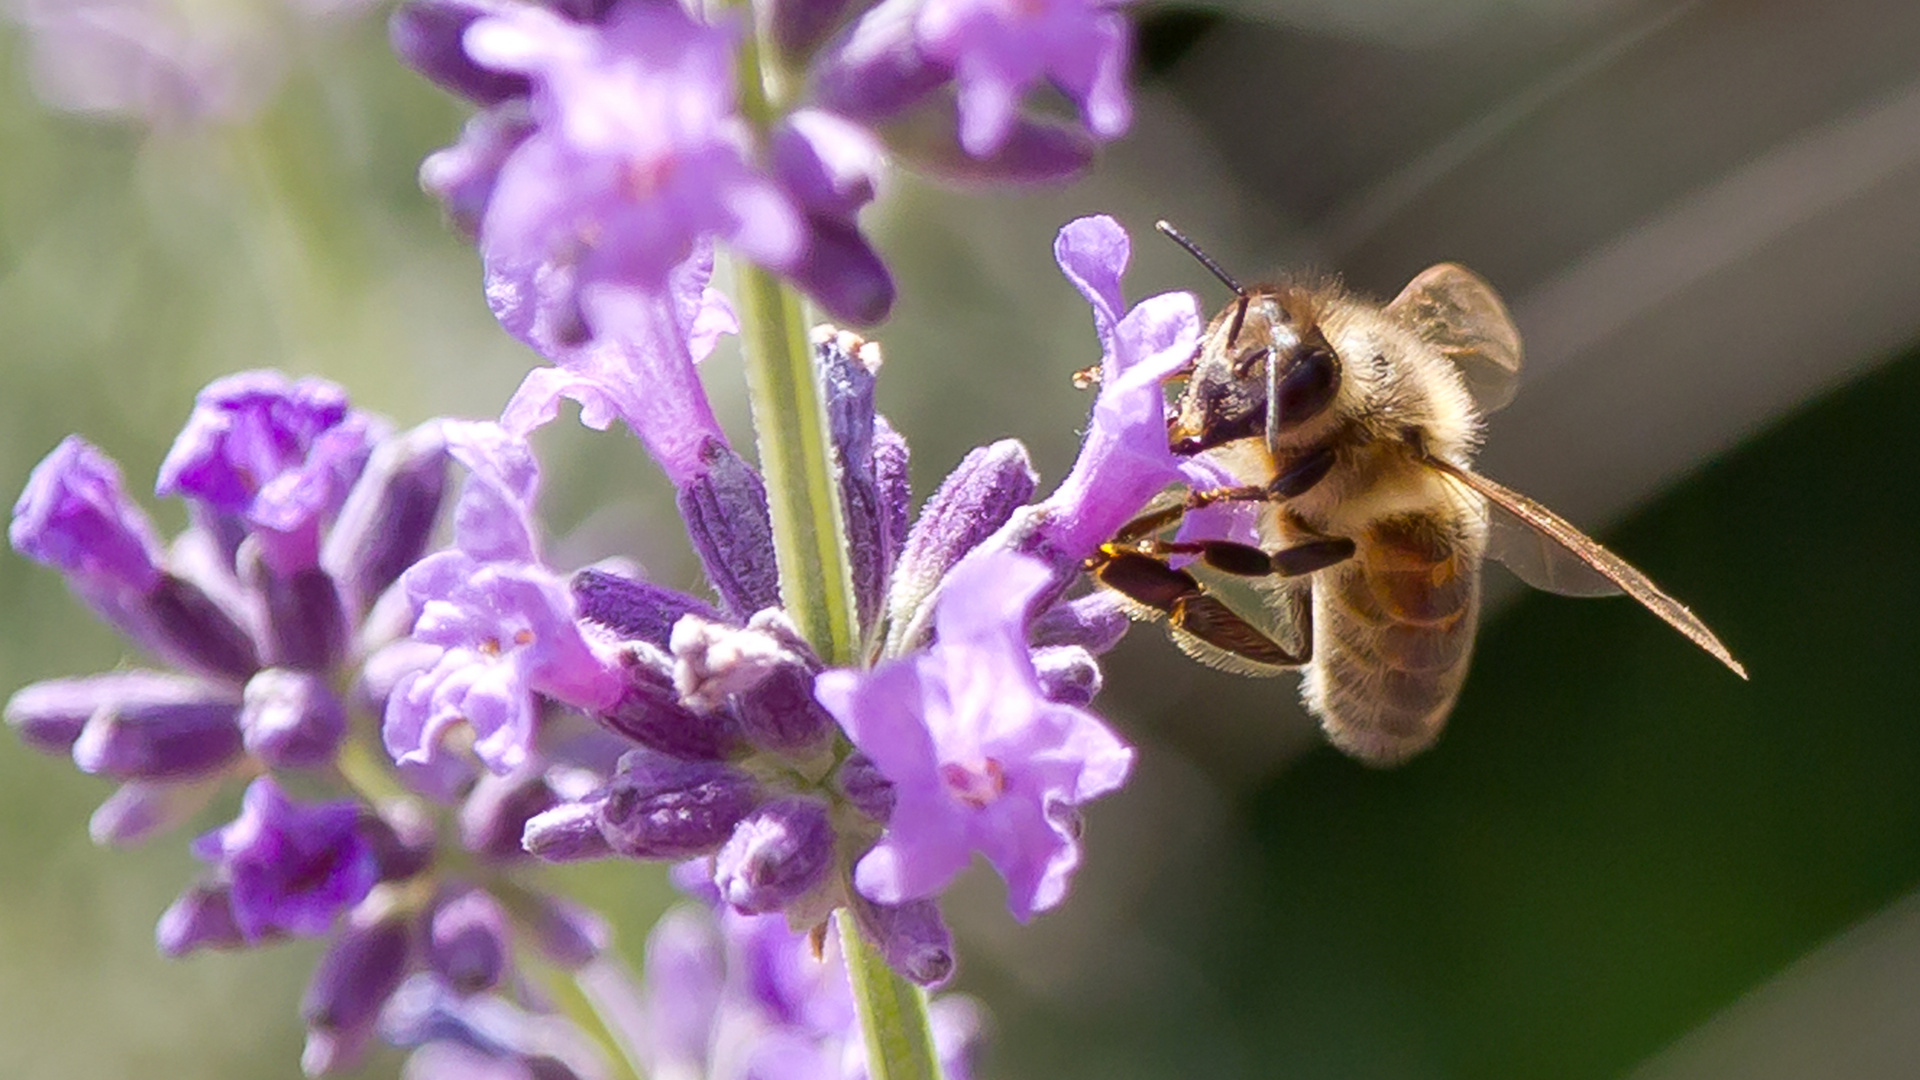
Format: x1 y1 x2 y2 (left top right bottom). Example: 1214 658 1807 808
939 758 1007 809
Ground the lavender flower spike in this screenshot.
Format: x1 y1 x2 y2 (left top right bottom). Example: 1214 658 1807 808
816 549 1135 921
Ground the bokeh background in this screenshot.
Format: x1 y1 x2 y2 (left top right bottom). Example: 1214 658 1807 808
5 0 1920 1077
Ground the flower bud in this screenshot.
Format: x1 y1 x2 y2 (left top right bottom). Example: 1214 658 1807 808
244 555 349 672
519 893 608 969
675 441 779 620
1030 591 1130 653
812 0 951 122
420 106 536 239
427 887 510 994
522 800 614 863
6 671 201 756
714 797 835 914
138 571 263 679
849 893 955 988
90 779 218 848
886 439 1037 650
672 611 833 754
598 645 741 760
571 566 721 649
1030 645 1102 707
834 750 896 824
241 669 348 769
889 102 1096 185
597 752 761 859
389 0 534 106
322 421 450 617
459 769 558 862
10 435 164 596
70 682 244 781
812 325 892 624
303 905 414 1074
156 882 254 957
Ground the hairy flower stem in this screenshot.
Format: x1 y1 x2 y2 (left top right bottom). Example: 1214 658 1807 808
737 262 944 1080
729 3 941 1072
838 907 943 1080
736 266 860 664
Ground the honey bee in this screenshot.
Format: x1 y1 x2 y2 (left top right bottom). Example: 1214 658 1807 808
1089 223 1746 766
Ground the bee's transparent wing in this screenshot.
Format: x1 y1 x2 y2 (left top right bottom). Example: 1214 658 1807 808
1483 502 1621 597
1429 459 1747 678
1385 263 1524 413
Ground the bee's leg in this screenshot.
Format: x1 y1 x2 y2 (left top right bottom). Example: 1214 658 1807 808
1181 445 1338 513
1091 549 1311 667
1105 502 1196 548
1268 445 1337 499
1147 536 1355 579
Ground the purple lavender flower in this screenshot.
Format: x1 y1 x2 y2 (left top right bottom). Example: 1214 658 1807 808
10 435 165 599
387 553 622 774
917 0 1132 156
465 1 801 303
633 898 983 1080
189 777 379 941
981 215 1203 577
7 0 273 126
157 371 381 573
7 372 641 1078
496 246 736 483
816 548 1134 920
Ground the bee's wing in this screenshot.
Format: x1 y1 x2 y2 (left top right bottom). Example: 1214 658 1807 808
1484 504 1621 597
1428 459 1748 679
1386 263 1524 413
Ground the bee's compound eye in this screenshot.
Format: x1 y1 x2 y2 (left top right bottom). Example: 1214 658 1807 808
1232 346 1270 377
1273 344 1339 431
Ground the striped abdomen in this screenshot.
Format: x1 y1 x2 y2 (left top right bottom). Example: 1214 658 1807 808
1301 511 1482 765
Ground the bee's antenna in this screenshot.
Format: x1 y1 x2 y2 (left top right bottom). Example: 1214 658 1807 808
1156 220 1250 346
1155 220 1245 297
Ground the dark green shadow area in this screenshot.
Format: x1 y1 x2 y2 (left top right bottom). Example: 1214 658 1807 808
988 340 1920 1079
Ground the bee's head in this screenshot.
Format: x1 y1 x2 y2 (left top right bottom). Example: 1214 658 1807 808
1171 289 1341 456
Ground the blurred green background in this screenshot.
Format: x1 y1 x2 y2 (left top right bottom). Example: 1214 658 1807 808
5 1 1920 1078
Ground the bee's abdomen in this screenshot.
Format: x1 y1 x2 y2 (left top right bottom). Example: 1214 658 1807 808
1302 512 1481 766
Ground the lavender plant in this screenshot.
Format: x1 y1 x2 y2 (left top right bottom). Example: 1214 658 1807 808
3 1 1211 1077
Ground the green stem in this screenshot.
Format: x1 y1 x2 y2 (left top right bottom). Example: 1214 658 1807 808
735 266 858 664
728 8 943 1079
838 908 943 1080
